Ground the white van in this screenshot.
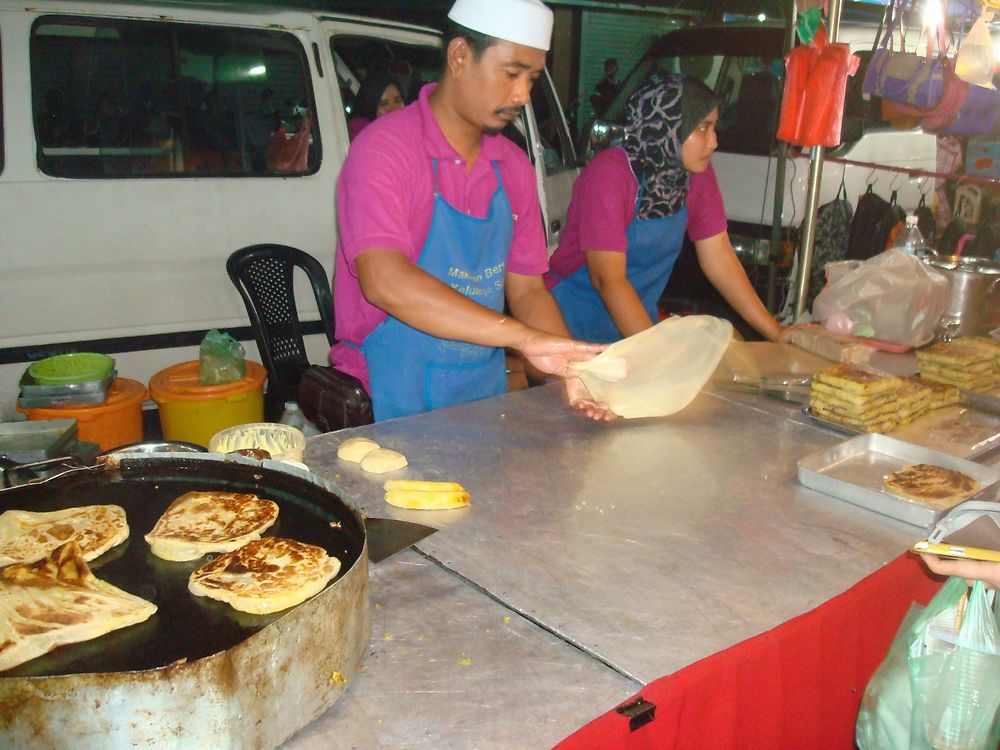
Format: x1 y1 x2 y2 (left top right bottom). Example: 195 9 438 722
0 0 580 419
583 15 940 331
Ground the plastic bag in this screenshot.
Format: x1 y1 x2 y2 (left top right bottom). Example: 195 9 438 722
570 315 733 419
955 11 996 89
812 249 949 347
199 329 246 385
857 577 1000 750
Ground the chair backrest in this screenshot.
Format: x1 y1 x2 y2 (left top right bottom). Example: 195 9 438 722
226 244 334 419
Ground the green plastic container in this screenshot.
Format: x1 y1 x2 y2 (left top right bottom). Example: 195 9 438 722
28 353 116 385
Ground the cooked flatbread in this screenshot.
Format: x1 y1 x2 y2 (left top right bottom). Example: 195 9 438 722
954 336 1000 364
813 364 901 395
809 380 896 407
145 491 279 562
883 463 981 508
0 541 156 672
810 402 897 433
920 368 1000 392
0 505 129 566
901 376 960 410
917 342 992 368
188 537 340 615
809 394 897 422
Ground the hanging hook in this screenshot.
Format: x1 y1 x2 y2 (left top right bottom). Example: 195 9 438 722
866 166 878 186
888 170 902 192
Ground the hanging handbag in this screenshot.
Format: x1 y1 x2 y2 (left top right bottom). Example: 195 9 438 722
881 57 969 133
862 0 948 109
296 364 373 433
938 83 1000 137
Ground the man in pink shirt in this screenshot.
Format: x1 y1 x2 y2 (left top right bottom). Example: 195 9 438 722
332 0 611 422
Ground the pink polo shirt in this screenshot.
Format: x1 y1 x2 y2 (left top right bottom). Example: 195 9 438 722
546 147 727 284
332 83 549 390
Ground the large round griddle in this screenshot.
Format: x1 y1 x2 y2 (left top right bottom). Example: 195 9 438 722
1 453 365 677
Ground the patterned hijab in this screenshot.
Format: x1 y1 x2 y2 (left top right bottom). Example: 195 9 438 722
622 75 719 220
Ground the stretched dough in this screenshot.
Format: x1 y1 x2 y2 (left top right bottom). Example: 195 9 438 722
360 448 408 474
337 437 381 463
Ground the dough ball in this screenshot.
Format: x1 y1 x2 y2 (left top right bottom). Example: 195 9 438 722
360 448 408 474
337 437 381 463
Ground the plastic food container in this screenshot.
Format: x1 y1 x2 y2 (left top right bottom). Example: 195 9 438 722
148 360 266 447
207 422 306 463
28 353 115 386
18 378 147 452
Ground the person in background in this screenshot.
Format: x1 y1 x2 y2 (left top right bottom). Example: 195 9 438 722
920 554 1000 589
331 0 612 422
546 75 793 344
348 71 406 141
590 57 620 118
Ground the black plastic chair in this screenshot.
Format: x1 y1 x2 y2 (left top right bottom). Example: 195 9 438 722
226 244 334 421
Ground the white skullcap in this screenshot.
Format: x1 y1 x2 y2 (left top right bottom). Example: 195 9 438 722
447 0 553 52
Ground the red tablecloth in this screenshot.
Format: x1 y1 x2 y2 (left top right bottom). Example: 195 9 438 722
556 552 942 750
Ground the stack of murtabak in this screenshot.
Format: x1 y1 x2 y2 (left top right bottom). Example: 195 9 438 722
809 363 964 433
809 364 905 433
916 337 1000 394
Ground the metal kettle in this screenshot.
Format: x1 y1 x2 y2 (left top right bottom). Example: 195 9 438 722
920 253 1000 338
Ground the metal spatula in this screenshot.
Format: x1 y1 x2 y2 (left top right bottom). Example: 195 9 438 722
363 517 437 564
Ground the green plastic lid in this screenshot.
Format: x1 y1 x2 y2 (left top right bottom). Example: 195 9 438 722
28 353 116 385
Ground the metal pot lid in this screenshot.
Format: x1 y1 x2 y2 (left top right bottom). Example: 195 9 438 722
925 254 1000 274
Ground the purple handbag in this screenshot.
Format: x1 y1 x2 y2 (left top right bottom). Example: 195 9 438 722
939 83 1000 136
861 0 947 109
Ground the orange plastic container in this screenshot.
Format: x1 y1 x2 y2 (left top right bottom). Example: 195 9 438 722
18 377 148 452
148 360 267 447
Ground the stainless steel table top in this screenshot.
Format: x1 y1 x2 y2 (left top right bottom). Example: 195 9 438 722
305 385 917 685
283 549 636 750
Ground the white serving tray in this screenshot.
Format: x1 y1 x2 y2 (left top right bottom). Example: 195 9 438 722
797 433 1000 528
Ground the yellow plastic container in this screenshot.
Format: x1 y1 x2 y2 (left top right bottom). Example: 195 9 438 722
148 360 267 447
19 378 147 452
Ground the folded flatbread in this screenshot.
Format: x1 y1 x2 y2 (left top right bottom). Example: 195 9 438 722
0 541 156 672
0 505 129 565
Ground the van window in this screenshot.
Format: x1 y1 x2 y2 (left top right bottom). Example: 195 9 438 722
330 36 441 120
31 16 319 177
530 72 576 175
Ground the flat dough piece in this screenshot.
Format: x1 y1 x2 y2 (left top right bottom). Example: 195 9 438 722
144 491 279 562
883 463 981 508
188 537 341 615
0 541 157 672
337 437 381 463
361 448 408 474
0 505 129 565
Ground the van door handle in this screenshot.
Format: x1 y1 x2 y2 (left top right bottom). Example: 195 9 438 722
549 219 562 234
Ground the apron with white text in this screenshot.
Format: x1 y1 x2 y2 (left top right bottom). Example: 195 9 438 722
551 186 687 343
362 160 511 421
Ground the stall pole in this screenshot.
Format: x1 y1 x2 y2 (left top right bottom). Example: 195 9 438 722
766 0 798 313
793 0 844 321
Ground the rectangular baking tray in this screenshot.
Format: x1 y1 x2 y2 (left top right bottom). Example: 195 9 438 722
0 418 79 463
802 401 1000 460
797 433 1000 528
17 370 116 407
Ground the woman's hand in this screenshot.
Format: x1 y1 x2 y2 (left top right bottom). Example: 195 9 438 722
515 333 606 378
920 553 1000 589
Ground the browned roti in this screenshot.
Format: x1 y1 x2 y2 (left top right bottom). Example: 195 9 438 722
144 491 279 562
0 542 157 671
188 537 341 615
883 463 981 508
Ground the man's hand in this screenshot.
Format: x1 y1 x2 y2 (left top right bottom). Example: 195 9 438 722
515 332 606 377
564 377 616 421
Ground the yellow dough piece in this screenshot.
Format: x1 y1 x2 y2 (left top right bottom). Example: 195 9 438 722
384 489 471 510
383 479 465 493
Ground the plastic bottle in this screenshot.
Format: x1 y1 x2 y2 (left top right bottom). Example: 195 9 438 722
279 401 305 430
279 400 322 437
893 215 927 256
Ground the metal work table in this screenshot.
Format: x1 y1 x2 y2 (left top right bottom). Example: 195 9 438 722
288 383 922 748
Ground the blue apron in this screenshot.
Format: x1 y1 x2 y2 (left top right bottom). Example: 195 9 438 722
362 160 511 421
551 184 687 343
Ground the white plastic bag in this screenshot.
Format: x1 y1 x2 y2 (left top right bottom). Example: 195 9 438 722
570 315 733 419
812 250 949 347
955 11 996 89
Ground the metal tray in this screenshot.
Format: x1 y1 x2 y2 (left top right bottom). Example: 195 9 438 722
802 402 1000 460
18 370 116 407
0 418 79 463
797 433 1000 528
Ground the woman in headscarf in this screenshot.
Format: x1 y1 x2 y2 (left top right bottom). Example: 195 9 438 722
347 71 406 141
546 75 790 343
